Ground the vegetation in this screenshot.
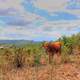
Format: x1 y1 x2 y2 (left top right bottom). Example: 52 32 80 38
0 32 80 80
0 33 80 66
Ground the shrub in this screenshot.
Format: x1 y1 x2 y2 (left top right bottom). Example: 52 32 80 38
61 46 70 63
13 48 26 68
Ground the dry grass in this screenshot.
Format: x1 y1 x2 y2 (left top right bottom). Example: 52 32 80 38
1 63 80 80
0 53 80 80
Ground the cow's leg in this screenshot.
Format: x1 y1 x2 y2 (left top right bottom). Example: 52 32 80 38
57 52 60 57
59 46 61 55
48 52 53 64
48 53 51 64
56 49 61 64
57 48 61 57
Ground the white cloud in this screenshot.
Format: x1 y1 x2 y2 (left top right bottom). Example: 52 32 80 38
42 20 80 31
0 0 22 10
33 0 80 16
33 0 67 12
0 0 42 22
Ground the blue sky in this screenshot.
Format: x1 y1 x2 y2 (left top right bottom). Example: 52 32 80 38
0 0 80 41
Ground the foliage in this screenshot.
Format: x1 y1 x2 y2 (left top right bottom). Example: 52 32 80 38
59 32 80 55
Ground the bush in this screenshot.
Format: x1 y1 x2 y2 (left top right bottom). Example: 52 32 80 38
61 46 70 63
13 48 26 68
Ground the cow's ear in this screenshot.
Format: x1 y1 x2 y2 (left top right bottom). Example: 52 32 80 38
44 42 48 45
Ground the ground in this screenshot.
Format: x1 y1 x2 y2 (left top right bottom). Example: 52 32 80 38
0 54 80 80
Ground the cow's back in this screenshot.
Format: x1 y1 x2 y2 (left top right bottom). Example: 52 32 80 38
50 42 61 49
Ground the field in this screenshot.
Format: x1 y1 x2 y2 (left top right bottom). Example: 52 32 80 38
0 33 80 80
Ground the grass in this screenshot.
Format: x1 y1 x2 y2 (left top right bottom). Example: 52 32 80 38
0 43 79 67
0 41 80 80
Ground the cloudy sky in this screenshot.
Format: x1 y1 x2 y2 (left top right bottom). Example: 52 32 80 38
0 0 80 41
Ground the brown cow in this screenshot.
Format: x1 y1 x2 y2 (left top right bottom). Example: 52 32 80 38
42 41 62 63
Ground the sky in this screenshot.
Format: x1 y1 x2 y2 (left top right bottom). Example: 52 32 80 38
0 0 80 41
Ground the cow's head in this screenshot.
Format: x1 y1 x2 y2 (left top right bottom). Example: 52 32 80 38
42 41 49 49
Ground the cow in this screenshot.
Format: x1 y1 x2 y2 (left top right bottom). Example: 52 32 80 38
42 41 62 63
